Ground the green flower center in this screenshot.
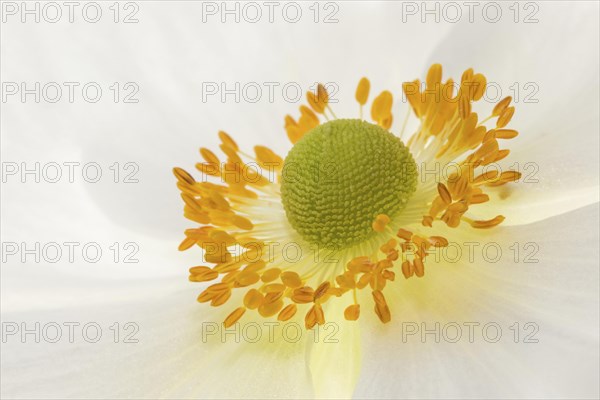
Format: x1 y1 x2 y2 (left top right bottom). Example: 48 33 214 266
281 119 418 250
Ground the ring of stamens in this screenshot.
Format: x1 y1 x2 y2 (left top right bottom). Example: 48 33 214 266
174 65 522 329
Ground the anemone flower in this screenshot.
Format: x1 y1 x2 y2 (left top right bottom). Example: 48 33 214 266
1 2 598 399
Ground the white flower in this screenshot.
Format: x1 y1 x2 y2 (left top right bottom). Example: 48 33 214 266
1 2 598 399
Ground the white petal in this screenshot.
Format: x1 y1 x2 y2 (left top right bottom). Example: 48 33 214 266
423 2 600 224
354 203 599 398
307 299 362 399
1 282 315 399
3 2 452 240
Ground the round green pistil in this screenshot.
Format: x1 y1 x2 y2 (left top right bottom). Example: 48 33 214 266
281 119 418 249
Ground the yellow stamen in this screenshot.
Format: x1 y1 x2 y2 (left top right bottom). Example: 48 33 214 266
277 304 297 321
371 91 393 127
176 64 522 330
307 84 328 114
224 307 246 328
468 215 506 229
492 96 512 116
344 304 360 321
355 77 370 119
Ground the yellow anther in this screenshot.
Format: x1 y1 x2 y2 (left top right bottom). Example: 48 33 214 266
188 266 219 282
473 170 500 185
426 63 442 90
209 191 231 211
317 83 329 104
218 130 238 151
494 149 511 162
355 77 370 106
379 238 397 254
497 106 515 128
428 236 449 247
211 290 231 307
401 260 413 279
347 257 372 273
200 148 220 166
304 304 325 329
261 268 281 282
313 303 326 325
222 271 240 284
382 270 395 281
470 193 490 204
371 91 393 126
173 167 195 185
344 304 360 321
264 291 283 304
372 214 391 232
494 129 518 139
445 213 462 228
461 68 474 84
469 215 505 229
304 307 317 329
493 96 512 116
254 145 283 169
314 281 331 301
471 73 487 101
387 249 399 261
281 271 302 288
396 228 413 241
197 290 214 303
306 84 328 114
447 201 468 214
244 260 266 272
498 170 522 183
195 162 220 177
284 114 297 128
381 115 393 130
263 283 286 293
437 182 452 205
258 299 284 317
235 271 260 287
356 273 371 289
292 286 315 304
232 215 253 230
413 258 425 277
243 289 264 309
403 80 423 117
336 271 356 289
458 91 471 119
277 304 298 321
206 282 230 293
422 215 433 227
372 290 391 323
189 266 211 275
224 307 246 328
209 229 235 246
178 236 196 251
300 105 320 127
285 116 304 144
205 249 232 264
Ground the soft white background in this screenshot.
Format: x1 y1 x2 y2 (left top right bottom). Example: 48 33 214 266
1 1 599 399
